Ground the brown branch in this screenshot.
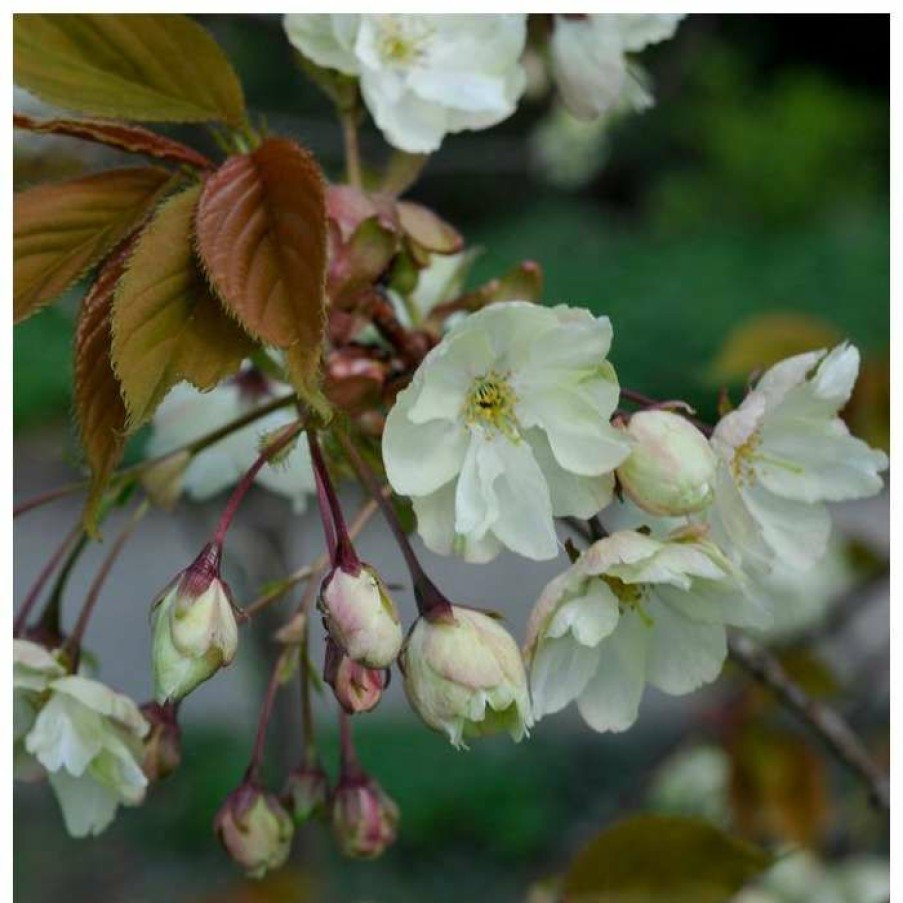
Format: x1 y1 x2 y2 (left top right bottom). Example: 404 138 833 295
728 632 889 811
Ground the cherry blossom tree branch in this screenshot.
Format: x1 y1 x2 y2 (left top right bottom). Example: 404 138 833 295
728 632 889 811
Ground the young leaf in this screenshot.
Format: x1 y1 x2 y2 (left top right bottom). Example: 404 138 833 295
397 200 463 254
14 166 174 322
196 137 328 404
14 14 245 125
111 183 254 429
563 814 772 903
74 246 132 536
14 113 214 170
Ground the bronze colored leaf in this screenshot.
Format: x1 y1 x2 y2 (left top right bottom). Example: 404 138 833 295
74 245 131 535
112 183 253 429
14 14 245 125
196 138 328 403
563 814 772 903
14 166 174 322
14 113 214 170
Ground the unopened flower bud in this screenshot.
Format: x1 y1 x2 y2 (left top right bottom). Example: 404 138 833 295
319 563 402 669
401 606 532 748
151 543 239 703
331 771 399 859
139 701 181 782
325 639 387 714
214 783 294 878
615 410 717 516
283 760 330 825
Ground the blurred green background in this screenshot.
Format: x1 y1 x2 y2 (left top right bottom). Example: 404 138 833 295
14 14 889 903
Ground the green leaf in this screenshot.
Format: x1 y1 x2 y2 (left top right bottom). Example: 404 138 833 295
14 166 174 323
14 14 245 125
196 137 328 409
74 245 132 536
563 814 772 903
14 113 214 170
111 183 253 429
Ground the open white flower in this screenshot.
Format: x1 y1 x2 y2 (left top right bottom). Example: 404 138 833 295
525 529 768 733
284 14 527 153
551 14 684 121
14 640 149 837
709 344 888 572
146 366 315 512
382 302 631 562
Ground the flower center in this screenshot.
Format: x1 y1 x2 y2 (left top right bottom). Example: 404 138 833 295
376 19 430 67
731 430 762 487
463 371 520 440
601 576 654 625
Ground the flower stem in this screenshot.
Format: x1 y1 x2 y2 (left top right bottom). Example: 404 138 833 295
64 499 150 662
300 627 317 762
212 420 306 546
14 519 82 637
341 110 363 189
14 393 299 520
728 632 889 811
334 429 452 620
307 430 361 570
36 532 91 642
338 710 361 776
245 651 288 784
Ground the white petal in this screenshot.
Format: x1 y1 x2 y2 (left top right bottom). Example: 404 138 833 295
26 694 103 776
551 16 626 121
547 581 621 646
742 482 831 571
470 434 558 561
754 348 825 410
50 676 148 738
576 613 649 733
525 428 616 517
283 14 360 75
412 481 502 563
48 769 120 838
531 637 599 719
644 598 727 695
757 420 887 503
614 14 684 51
383 384 469 496
361 74 450 153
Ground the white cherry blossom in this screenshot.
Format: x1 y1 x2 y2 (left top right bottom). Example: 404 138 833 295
382 302 631 562
284 15 527 153
525 529 768 733
14 640 149 837
146 366 315 512
709 344 888 571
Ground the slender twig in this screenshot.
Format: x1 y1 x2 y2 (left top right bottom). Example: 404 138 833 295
212 420 306 546
243 499 379 619
244 651 288 784
334 429 451 619
300 624 317 761
14 519 82 636
341 110 363 188
63 500 150 660
728 632 889 811
619 387 713 436
14 393 298 519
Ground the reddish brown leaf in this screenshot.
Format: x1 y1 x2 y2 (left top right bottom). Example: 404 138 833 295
14 113 214 170
14 166 174 322
196 138 328 403
112 183 254 429
74 246 131 535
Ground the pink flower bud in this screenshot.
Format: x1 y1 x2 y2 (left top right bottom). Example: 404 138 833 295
139 702 181 783
214 783 294 879
325 639 387 714
319 563 403 668
331 772 399 859
283 760 330 825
